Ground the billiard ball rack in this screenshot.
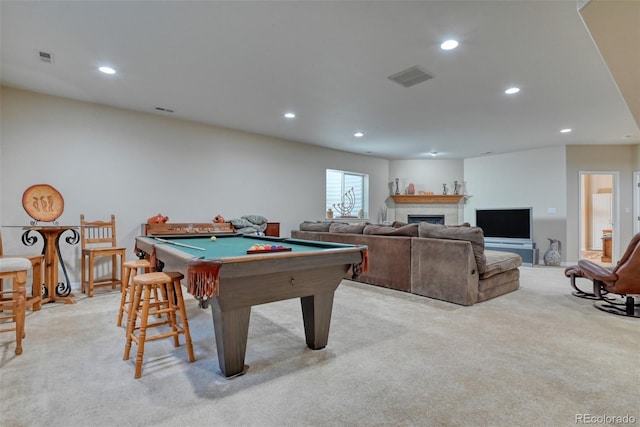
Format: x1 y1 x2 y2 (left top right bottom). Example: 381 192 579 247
247 247 292 254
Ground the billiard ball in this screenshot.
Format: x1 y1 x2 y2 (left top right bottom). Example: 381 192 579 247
210 236 217 242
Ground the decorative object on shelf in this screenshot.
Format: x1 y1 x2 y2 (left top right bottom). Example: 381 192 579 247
326 208 333 219
358 209 365 218
22 184 64 224
213 214 225 223
543 238 561 266
454 181 460 195
458 181 468 195
147 213 169 224
442 183 448 195
394 178 400 195
333 187 356 217
407 183 415 195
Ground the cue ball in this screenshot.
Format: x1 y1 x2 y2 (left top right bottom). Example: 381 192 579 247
210 236 217 242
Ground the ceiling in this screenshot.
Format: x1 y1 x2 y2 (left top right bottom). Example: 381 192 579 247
1 0 638 160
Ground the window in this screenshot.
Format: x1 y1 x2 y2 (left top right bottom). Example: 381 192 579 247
326 169 369 218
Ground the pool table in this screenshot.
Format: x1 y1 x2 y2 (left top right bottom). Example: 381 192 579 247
134 234 367 378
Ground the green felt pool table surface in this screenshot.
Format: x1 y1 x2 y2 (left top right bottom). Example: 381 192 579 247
153 234 354 259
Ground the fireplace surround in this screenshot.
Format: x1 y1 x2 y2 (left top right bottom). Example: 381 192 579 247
391 195 466 225
408 215 445 225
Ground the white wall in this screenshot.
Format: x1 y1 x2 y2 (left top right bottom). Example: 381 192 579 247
386 159 465 222
0 87 389 281
3 87 637 278
464 146 568 261
566 144 637 262
388 159 464 196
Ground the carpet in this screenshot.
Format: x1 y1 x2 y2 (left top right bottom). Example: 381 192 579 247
1 266 638 427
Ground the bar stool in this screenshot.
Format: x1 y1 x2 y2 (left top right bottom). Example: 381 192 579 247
0 257 32 355
117 259 153 328
123 271 195 378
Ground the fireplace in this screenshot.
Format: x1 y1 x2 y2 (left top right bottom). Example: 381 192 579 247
408 214 445 225
391 195 465 225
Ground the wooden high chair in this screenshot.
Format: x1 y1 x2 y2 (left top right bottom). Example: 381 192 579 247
0 257 32 355
0 231 43 311
80 214 126 297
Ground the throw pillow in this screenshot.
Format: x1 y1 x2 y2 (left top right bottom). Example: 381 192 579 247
329 222 367 234
363 223 418 237
299 221 332 232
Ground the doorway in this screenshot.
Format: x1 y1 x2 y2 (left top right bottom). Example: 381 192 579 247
579 171 618 265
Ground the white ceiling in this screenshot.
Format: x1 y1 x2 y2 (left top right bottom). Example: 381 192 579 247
1 0 638 160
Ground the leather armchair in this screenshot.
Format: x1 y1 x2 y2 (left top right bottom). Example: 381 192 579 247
565 233 640 317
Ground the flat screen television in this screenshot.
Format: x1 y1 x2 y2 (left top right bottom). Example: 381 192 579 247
475 207 533 244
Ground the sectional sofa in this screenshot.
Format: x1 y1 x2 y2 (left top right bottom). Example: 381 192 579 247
291 221 522 306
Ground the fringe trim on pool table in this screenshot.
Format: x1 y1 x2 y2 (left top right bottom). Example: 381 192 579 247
186 259 222 298
351 249 369 279
362 249 369 273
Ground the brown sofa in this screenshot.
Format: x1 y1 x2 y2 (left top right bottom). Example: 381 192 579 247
291 221 522 306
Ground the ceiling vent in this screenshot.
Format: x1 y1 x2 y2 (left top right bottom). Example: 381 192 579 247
388 66 433 88
38 50 54 64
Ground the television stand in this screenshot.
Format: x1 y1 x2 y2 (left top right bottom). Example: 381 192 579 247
484 241 539 266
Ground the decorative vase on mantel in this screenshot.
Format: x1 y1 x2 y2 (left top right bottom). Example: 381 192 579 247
407 183 415 195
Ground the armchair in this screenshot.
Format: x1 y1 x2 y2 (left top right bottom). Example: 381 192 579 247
565 233 640 317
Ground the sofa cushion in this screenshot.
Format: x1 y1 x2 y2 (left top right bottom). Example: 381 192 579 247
363 223 418 237
418 222 487 274
482 250 523 279
329 222 367 234
299 221 332 232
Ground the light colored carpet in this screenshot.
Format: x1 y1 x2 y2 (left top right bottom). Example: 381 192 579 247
1 267 638 427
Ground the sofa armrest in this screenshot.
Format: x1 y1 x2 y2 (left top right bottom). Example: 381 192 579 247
410 237 479 306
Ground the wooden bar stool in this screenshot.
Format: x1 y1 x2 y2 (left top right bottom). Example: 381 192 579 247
117 259 153 328
1 231 44 311
0 258 32 355
123 271 195 378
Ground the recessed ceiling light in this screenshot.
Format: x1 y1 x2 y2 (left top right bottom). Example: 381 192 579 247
560 128 572 133
429 152 438 157
284 112 296 119
505 87 520 95
354 132 364 138
440 40 459 50
98 66 116 75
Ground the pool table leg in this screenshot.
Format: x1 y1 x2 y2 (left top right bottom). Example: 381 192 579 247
300 291 335 350
210 301 251 378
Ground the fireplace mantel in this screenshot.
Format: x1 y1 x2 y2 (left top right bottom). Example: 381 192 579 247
391 194 465 204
